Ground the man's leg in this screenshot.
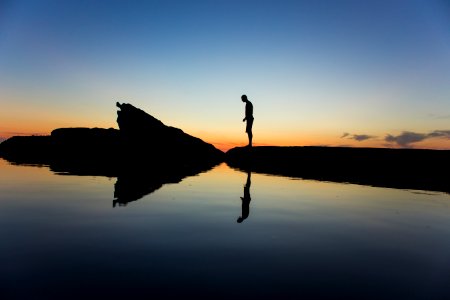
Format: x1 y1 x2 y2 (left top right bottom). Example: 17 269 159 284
247 119 253 147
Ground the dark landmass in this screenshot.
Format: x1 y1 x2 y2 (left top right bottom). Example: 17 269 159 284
0 103 223 205
0 103 223 172
115 102 223 165
226 146 450 194
1 103 449 195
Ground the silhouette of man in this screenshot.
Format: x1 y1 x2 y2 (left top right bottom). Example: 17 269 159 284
237 170 252 223
241 95 253 147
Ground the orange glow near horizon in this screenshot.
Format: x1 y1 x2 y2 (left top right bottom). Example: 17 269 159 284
2 119 450 152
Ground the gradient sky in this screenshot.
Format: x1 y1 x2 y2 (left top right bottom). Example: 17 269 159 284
1 0 449 150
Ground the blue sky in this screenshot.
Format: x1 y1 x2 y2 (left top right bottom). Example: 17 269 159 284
1 0 449 149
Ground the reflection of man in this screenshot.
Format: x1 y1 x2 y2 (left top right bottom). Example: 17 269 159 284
241 95 253 147
237 171 252 223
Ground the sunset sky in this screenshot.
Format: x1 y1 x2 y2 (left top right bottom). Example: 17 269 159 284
1 0 449 151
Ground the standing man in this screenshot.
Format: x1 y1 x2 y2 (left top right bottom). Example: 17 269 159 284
241 94 253 147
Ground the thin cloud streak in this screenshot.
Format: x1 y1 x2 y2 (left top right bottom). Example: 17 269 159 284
341 132 376 142
353 134 376 141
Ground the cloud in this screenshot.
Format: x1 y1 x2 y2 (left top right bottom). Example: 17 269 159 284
385 132 426 147
341 132 376 142
352 134 375 141
428 130 450 138
385 130 450 147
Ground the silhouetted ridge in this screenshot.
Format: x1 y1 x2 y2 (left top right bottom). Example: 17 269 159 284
116 102 165 134
116 102 223 164
0 102 223 171
0 135 53 164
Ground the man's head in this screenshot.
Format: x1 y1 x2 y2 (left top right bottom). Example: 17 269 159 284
241 95 248 102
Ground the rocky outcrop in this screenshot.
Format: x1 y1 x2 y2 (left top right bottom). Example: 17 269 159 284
115 102 223 165
0 103 224 172
226 146 450 194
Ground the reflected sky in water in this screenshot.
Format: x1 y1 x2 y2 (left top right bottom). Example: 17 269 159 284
1 159 449 299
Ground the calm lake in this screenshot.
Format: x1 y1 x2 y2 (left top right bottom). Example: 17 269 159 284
1 158 449 299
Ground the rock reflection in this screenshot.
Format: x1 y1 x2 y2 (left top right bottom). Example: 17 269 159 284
113 174 166 207
0 157 218 207
112 166 210 207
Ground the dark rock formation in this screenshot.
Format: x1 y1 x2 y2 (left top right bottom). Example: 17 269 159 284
226 146 450 194
0 128 121 175
0 103 223 172
0 135 53 164
115 102 223 165
117 102 164 134
0 103 224 207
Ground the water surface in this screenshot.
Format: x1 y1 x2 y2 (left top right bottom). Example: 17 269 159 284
1 159 449 299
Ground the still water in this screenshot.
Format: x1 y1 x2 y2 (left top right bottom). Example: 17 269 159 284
1 158 449 299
